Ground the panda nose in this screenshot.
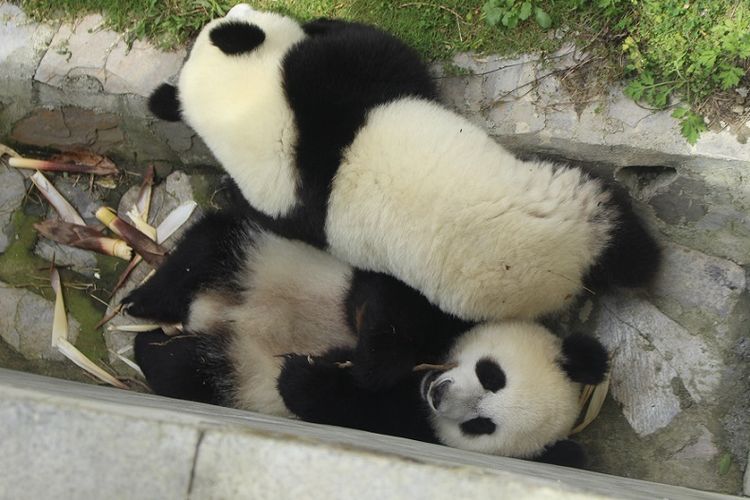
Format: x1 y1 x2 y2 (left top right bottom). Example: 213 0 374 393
429 379 452 410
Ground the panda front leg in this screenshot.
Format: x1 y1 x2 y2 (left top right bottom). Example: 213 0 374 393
346 272 422 390
347 271 472 391
278 350 437 443
123 211 249 324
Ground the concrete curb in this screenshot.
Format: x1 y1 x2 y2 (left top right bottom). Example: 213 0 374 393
0 369 743 500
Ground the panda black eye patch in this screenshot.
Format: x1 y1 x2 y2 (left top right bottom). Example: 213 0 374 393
475 358 506 392
210 21 266 55
460 417 497 436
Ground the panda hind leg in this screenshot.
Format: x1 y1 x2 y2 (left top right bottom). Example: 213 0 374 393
586 188 661 290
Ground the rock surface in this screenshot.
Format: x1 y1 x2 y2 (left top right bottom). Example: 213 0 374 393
0 387 198 500
0 162 25 253
0 282 79 360
0 3 58 139
34 15 186 97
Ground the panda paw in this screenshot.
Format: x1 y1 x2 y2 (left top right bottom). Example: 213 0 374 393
121 287 157 319
534 439 587 469
121 286 177 324
277 351 353 421
352 328 416 391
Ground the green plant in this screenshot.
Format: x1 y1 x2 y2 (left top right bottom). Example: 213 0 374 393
484 0 750 144
620 1 750 143
482 0 551 29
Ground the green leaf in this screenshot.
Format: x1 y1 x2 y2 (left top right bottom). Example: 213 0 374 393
651 88 670 108
534 7 552 29
482 0 505 26
718 453 731 475
624 80 645 100
519 1 532 21
671 107 688 119
717 66 744 89
501 11 512 26
677 111 707 145
695 50 717 69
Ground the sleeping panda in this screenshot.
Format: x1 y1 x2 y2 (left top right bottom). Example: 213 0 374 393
149 5 660 327
125 210 609 467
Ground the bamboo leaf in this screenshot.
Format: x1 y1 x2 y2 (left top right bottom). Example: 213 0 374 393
50 265 127 389
31 171 86 225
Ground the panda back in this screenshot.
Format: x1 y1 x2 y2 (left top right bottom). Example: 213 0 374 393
327 98 614 321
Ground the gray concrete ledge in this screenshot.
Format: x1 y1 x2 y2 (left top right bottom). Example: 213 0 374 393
0 368 741 500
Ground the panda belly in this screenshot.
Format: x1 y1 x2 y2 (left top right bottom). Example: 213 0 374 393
187 232 356 416
326 97 614 322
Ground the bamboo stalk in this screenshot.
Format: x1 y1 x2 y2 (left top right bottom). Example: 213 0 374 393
156 201 197 244
96 207 167 267
9 156 118 176
109 200 195 297
570 373 611 435
0 143 21 158
127 207 157 241
35 220 132 260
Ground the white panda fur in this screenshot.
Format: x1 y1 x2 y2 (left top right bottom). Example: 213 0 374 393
179 6 303 218
327 98 614 319
425 323 580 458
185 228 354 416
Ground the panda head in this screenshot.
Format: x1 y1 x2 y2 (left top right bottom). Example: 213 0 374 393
422 322 608 465
148 4 306 123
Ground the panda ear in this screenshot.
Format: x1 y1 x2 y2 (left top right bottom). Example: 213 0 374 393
210 21 266 55
561 334 609 385
302 18 347 36
534 439 586 468
148 83 182 122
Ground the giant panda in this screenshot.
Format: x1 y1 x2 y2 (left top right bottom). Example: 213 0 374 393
125 210 609 467
149 5 660 330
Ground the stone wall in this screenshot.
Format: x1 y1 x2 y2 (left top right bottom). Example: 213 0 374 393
0 4 212 167
438 51 749 493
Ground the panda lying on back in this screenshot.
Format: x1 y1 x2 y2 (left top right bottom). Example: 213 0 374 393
149 5 660 330
125 211 609 467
